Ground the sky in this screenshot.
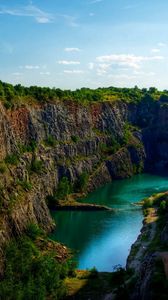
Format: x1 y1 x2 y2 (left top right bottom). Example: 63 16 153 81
0 0 168 90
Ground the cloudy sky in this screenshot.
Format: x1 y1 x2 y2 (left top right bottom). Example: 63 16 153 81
0 0 168 89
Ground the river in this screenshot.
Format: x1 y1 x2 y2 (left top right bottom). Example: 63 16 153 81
50 174 168 271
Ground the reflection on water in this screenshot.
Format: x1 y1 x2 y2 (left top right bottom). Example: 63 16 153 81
50 174 168 271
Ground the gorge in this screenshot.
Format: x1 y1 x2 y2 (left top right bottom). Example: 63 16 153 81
0 82 168 299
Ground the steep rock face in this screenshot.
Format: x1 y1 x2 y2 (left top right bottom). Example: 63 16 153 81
129 100 168 172
0 98 163 260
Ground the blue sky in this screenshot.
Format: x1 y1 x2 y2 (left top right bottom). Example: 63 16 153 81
0 0 168 89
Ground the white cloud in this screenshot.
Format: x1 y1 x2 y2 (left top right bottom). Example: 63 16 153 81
98 63 111 70
96 69 106 76
58 60 80 65
64 47 81 52
96 63 111 76
133 70 155 76
59 14 79 27
40 71 50 75
88 62 94 70
12 72 22 76
24 65 40 69
0 5 78 26
108 74 137 80
151 48 160 53
20 65 48 70
64 70 84 74
158 42 166 47
96 54 164 69
90 0 104 4
0 4 53 23
36 17 51 24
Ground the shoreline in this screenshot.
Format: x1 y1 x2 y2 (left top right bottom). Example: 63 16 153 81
50 202 114 211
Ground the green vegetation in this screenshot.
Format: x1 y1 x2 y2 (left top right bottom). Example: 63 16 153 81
30 158 44 174
56 177 72 200
143 192 168 213
18 140 37 153
0 227 74 300
89 267 99 279
122 124 133 145
71 135 80 143
44 135 57 147
74 172 89 192
46 194 59 208
65 267 134 300
46 173 90 207
17 179 32 191
100 141 121 155
0 162 7 174
26 223 44 240
5 154 19 165
0 80 167 107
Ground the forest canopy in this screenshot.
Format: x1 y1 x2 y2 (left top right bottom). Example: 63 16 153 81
0 80 168 107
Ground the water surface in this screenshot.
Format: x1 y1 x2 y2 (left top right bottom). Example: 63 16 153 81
51 174 168 271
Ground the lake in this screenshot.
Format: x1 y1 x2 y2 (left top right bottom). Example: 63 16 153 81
50 174 168 271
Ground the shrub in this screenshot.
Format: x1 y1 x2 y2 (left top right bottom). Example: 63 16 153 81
4 101 13 110
71 135 79 143
31 159 43 174
17 179 32 191
89 267 99 278
0 162 7 174
56 177 72 200
111 265 126 288
143 198 153 209
18 140 37 153
45 135 57 147
74 172 89 192
0 236 69 300
26 223 43 240
158 200 168 215
46 194 59 208
5 154 19 165
28 140 37 152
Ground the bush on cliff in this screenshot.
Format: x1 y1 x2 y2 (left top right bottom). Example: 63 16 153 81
26 223 44 240
30 158 44 174
74 172 89 192
5 154 19 165
46 194 59 208
45 135 57 147
0 230 75 300
56 177 72 200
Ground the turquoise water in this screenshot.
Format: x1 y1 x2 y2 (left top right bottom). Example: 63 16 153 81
51 174 168 271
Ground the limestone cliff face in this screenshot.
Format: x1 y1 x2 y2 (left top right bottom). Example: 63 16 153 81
1 97 168 261
128 100 168 172
0 99 146 259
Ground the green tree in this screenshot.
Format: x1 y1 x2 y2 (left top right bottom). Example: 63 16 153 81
56 177 72 200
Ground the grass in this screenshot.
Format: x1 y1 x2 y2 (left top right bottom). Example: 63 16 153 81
64 271 113 300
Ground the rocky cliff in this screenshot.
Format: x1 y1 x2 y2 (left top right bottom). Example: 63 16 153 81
0 96 168 268
126 192 168 300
